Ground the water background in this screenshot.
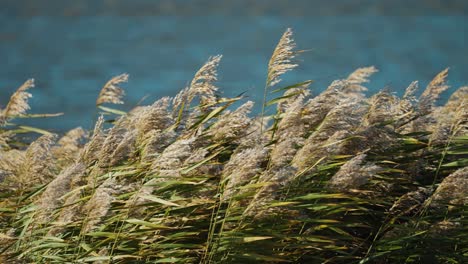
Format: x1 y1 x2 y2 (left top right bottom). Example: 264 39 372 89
1 0 467 133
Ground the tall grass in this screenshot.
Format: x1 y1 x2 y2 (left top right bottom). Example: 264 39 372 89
0 28 467 263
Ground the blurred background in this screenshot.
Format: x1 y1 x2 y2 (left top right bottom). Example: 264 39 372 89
1 0 467 132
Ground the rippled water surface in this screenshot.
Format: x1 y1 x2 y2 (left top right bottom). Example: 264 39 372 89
1 1 467 132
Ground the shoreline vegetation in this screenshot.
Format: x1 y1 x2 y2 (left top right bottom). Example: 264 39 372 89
0 29 466 263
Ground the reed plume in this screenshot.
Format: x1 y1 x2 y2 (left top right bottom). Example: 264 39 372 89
328 154 383 191
36 163 86 222
208 101 254 143
82 177 118 233
1 29 466 264
52 127 87 166
344 66 378 96
0 79 34 125
80 115 106 165
430 86 467 145
426 166 468 209
0 149 25 184
266 28 298 88
96 73 128 105
19 134 57 187
419 68 450 114
173 55 222 114
189 55 222 107
261 28 300 130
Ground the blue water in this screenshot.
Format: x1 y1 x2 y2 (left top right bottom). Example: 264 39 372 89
1 1 467 132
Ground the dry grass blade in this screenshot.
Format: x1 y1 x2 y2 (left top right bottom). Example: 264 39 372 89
0 79 34 124
96 73 129 105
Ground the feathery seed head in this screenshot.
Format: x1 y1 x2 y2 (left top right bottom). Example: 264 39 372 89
389 187 432 216
139 129 177 163
20 134 58 186
208 101 254 142
364 90 399 126
53 127 88 165
223 145 269 199
135 97 173 136
347 66 378 84
172 86 190 114
343 66 378 96
403 81 419 100
0 131 14 149
419 68 450 114
430 86 467 145
328 154 382 191
399 81 419 116
151 137 196 177
58 127 87 148
96 73 128 105
267 28 298 88
188 55 222 106
82 177 118 233
0 149 25 183
0 79 34 125
36 163 86 222
80 115 106 165
427 166 468 209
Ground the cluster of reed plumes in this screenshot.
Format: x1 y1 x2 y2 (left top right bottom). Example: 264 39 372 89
0 28 467 263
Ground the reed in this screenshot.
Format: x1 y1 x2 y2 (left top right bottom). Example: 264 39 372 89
0 29 466 263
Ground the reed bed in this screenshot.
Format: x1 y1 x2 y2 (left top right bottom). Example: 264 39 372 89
0 29 467 263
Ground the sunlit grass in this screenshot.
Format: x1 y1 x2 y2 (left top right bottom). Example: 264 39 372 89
0 28 466 263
